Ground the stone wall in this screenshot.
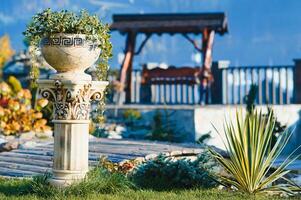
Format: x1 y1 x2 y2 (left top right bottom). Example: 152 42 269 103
105 104 301 154
194 105 301 154
105 105 196 142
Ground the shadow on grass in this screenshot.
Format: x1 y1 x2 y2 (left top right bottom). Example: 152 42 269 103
0 177 32 197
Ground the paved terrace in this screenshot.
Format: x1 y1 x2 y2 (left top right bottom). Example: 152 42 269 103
0 138 203 178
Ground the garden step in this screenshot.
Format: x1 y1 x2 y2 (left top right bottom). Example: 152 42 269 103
0 138 203 178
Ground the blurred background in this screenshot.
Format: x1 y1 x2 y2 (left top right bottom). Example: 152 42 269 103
1 0 301 68
0 0 301 154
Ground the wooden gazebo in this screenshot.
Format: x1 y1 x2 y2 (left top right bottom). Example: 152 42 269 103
110 13 228 103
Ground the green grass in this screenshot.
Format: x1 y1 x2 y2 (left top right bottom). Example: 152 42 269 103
0 183 300 200
0 168 300 200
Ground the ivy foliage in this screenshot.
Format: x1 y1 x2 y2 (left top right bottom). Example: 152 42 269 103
23 9 112 122
23 8 112 81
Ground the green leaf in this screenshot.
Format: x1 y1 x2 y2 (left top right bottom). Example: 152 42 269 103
209 109 300 195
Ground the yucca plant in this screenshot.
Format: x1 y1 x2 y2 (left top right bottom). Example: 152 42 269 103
209 110 300 195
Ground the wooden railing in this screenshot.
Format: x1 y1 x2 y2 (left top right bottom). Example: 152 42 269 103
220 65 294 105
141 67 206 104
108 62 296 105
108 68 206 105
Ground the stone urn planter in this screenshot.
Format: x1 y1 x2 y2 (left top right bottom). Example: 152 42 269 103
37 33 108 187
40 33 100 81
25 8 111 187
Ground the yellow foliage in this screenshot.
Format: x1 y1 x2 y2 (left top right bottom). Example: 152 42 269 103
8 76 22 92
0 35 14 68
0 78 50 135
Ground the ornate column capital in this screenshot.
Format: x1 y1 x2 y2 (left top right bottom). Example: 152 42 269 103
37 79 108 120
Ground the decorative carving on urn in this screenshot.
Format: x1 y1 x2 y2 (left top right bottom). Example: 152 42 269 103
39 80 105 120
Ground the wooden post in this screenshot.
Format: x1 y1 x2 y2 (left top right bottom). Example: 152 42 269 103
211 61 229 104
119 32 136 103
293 59 301 103
200 29 215 104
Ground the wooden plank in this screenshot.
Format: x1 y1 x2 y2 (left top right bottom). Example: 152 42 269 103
279 68 283 104
13 149 53 156
12 149 97 161
136 71 141 103
156 85 160 103
0 155 53 168
188 85 193 104
244 69 248 103
0 152 53 161
177 84 181 103
165 84 170 103
232 69 236 104
265 68 269 104
251 68 255 84
90 138 200 148
193 84 199 104
286 67 290 104
131 71 135 103
90 147 170 156
89 148 145 157
171 83 176 104
258 68 262 104
160 84 165 103
272 68 276 104
16 146 185 160
0 167 39 177
191 85 195 104
222 68 228 104
182 84 187 104
90 141 199 150
0 161 50 174
89 144 177 153
251 68 259 104
151 84 156 103
239 68 243 104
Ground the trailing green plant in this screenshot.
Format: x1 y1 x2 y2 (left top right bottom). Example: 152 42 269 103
129 152 218 190
24 8 112 121
209 110 300 195
23 9 112 80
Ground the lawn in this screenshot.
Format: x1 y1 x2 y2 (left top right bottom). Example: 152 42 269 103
0 175 300 200
0 180 300 200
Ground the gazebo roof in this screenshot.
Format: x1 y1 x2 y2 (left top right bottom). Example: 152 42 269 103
110 13 228 35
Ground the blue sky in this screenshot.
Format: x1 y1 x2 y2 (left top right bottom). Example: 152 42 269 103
1 0 301 69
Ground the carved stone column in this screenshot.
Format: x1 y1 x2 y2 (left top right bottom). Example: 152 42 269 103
38 79 108 187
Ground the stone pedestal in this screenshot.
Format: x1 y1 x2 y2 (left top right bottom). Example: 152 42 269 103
38 79 108 187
